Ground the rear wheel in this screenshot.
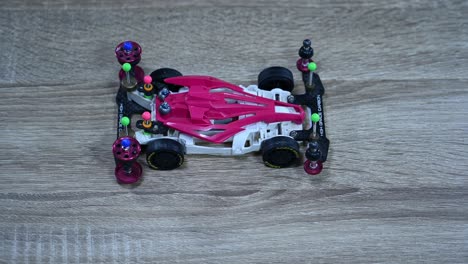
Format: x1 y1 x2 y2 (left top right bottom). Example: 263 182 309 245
146 139 185 170
261 136 300 168
258 66 295 92
150 68 183 92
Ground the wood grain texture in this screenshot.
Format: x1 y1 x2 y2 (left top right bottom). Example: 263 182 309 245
1 1 467 263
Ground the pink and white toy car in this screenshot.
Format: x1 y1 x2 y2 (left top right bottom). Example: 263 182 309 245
112 40 329 184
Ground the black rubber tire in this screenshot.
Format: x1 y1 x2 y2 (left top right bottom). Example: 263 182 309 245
146 139 185 170
258 66 295 92
150 68 183 92
261 136 300 168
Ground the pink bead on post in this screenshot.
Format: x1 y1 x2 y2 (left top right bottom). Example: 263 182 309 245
143 75 153 93
144 75 152 85
141 111 152 128
142 111 151 121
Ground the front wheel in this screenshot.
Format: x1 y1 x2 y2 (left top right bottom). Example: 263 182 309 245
261 136 300 168
258 66 295 92
146 139 185 170
150 68 183 92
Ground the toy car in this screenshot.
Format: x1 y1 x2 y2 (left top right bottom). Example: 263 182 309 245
112 40 330 184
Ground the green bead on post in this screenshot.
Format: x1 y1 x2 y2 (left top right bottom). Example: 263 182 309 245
308 62 317 72
311 113 320 123
306 62 317 88
122 63 131 72
122 63 133 86
311 113 320 138
120 116 130 126
120 116 130 136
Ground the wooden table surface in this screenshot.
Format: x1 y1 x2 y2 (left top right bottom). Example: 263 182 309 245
1 1 467 263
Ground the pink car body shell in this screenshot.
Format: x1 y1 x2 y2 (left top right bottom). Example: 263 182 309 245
156 76 305 143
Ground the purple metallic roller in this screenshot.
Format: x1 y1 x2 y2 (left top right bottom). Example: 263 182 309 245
115 40 142 65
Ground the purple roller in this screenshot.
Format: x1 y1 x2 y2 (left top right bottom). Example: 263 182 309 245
112 136 141 162
296 58 313 73
115 40 142 65
115 162 143 184
304 160 323 175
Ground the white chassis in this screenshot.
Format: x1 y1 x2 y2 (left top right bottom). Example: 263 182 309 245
128 85 308 156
